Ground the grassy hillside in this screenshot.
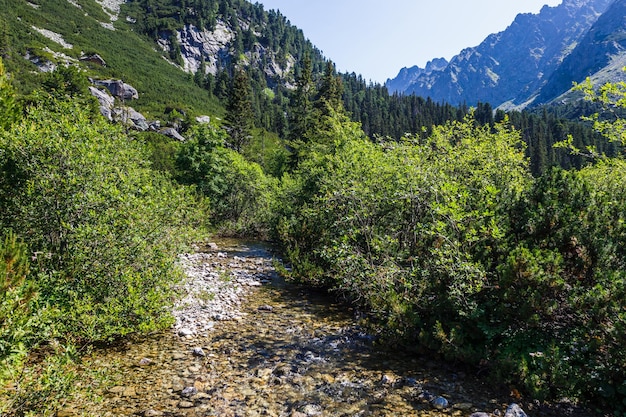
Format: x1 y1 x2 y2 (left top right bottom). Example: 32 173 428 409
0 0 222 118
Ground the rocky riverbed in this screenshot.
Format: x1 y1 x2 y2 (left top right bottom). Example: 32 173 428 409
58 240 593 417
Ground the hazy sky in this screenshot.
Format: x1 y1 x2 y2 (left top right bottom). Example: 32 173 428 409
254 0 563 83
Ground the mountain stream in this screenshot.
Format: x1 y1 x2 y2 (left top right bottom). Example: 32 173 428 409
58 239 594 417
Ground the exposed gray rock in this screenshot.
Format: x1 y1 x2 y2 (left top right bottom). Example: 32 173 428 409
177 328 194 337
173 23 234 75
431 396 449 410
192 347 206 357
181 386 198 398
504 403 528 417
469 413 491 417
112 106 149 131
195 115 211 124
165 23 295 87
93 79 139 100
148 120 161 131
88 86 115 121
159 127 186 141
80 53 107 66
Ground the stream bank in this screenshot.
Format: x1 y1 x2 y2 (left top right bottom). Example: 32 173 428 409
57 239 595 417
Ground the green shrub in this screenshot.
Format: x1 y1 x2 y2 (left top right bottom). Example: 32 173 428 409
0 98 202 342
0 231 36 386
176 123 278 237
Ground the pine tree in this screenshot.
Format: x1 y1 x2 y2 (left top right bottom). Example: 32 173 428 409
286 55 315 167
224 68 253 152
315 61 344 116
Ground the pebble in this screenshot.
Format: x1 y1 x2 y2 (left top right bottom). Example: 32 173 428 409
381 374 395 385
178 400 195 408
192 347 206 357
504 403 528 417
431 396 449 410
470 413 491 417
143 410 164 417
181 386 198 397
177 328 193 337
138 357 152 366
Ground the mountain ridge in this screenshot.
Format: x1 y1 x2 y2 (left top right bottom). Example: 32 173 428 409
386 0 618 109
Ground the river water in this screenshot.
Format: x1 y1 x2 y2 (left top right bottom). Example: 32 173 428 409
59 239 595 417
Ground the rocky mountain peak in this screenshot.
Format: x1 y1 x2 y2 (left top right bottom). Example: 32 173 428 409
386 0 616 109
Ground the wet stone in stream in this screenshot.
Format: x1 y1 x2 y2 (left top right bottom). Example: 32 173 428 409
64 239 546 416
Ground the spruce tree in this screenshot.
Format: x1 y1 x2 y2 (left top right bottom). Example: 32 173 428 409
224 68 253 152
286 55 315 167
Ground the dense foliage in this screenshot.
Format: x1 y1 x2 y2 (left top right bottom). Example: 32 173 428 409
0 61 204 414
269 76 626 413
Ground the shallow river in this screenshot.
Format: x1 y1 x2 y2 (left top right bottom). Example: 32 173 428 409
60 240 594 417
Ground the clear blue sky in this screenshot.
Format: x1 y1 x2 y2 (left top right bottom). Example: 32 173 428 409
253 0 562 83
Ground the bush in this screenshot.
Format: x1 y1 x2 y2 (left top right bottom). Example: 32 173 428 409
176 123 278 237
0 231 36 386
276 116 531 351
0 98 202 342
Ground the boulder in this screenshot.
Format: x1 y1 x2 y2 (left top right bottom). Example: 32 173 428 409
112 106 149 131
80 53 107 66
93 79 138 100
159 127 186 142
88 86 115 120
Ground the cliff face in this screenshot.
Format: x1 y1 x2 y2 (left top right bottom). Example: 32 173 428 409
537 0 626 104
386 0 615 109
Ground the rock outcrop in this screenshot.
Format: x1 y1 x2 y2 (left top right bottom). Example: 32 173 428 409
160 22 295 87
93 79 139 100
88 86 115 121
537 0 626 104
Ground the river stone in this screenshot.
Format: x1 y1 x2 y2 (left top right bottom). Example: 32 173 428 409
504 403 528 417
380 374 395 385
192 347 206 357
138 357 152 366
178 328 193 337
470 413 491 417
143 410 164 417
431 396 449 410
454 402 474 410
178 400 195 408
108 386 125 394
181 386 198 397
298 403 322 415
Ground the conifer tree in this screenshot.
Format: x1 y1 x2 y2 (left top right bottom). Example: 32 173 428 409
225 68 253 151
315 61 344 116
289 56 314 140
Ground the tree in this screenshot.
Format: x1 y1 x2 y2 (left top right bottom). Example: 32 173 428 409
224 68 254 151
315 61 344 116
287 55 315 166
